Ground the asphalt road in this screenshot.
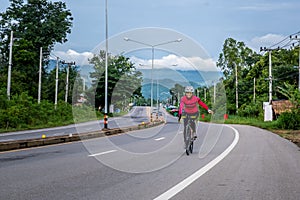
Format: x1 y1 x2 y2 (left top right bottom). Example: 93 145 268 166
0 106 150 142
0 114 299 200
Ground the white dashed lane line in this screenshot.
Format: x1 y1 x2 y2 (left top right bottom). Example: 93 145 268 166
154 137 165 141
88 150 117 157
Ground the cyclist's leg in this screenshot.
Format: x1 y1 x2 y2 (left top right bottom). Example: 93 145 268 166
183 115 188 149
191 119 197 139
190 113 199 139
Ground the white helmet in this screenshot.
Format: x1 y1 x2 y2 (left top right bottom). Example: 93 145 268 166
185 86 194 93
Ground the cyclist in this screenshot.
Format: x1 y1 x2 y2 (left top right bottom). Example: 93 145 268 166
178 86 213 140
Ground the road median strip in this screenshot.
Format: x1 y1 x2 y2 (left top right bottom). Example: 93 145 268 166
0 120 164 152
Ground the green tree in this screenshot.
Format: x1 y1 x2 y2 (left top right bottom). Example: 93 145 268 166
170 84 185 106
89 51 143 112
44 62 78 104
217 38 261 114
0 0 73 99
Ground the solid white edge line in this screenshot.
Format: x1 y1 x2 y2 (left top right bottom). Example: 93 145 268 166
88 150 117 157
153 125 239 200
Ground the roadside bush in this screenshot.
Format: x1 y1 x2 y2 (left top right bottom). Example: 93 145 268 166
238 102 261 118
72 105 98 123
5 92 35 128
0 93 74 131
276 111 300 130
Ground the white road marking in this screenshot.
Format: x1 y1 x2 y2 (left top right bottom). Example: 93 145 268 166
155 137 165 141
153 125 239 200
88 150 117 157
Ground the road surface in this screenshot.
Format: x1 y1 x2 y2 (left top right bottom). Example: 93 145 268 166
0 114 299 200
0 106 150 142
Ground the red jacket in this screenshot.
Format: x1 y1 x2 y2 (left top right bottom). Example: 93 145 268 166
179 95 208 115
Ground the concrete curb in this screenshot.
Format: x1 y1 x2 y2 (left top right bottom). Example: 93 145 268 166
0 120 165 152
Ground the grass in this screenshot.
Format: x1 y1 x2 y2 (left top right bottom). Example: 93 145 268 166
0 110 129 134
201 114 300 147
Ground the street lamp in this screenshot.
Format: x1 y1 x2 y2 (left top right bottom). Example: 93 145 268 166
138 63 161 113
104 0 109 129
124 37 182 120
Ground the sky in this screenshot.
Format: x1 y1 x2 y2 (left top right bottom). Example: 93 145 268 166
1 0 300 70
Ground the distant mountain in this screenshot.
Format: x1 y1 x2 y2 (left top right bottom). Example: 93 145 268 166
139 68 222 98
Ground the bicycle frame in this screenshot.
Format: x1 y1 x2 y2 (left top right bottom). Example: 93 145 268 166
181 114 197 155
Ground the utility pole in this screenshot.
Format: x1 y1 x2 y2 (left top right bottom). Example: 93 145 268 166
38 47 42 104
7 30 13 100
234 62 238 113
82 77 86 92
260 47 277 103
253 78 256 103
260 46 279 121
61 61 75 103
65 63 69 103
213 82 216 104
268 50 272 103
54 57 59 109
290 35 300 91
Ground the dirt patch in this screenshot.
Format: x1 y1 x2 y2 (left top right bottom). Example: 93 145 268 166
271 130 300 148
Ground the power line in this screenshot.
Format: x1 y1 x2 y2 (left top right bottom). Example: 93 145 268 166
268 31 300 49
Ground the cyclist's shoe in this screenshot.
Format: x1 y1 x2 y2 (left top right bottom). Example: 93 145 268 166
192 132 197 140
185 149 190 156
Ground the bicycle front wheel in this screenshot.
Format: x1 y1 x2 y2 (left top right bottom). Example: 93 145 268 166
189 140 193 154
185 125 192 155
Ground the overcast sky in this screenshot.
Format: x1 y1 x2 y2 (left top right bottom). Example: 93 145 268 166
1 0 300 69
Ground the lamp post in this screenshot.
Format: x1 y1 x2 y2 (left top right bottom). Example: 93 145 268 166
104 0 109 129
124 37 182 120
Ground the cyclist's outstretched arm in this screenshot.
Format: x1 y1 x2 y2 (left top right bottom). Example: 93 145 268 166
197 97 213 114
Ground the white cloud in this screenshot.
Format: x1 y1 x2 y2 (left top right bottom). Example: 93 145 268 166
51 50 219 71
130 54 218 71
52 49 93 66
237 2 295 11
246 34 286 52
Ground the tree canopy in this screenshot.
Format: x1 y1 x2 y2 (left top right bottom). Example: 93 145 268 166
217 37 299 116
0 0 73 98
89 50 143 112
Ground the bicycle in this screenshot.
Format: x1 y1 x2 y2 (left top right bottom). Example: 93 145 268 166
180 113 197 156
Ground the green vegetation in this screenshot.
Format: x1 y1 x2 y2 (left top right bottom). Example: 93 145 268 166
0 0 73 99
0 1 144 132
0 1 299 138
170 37 300 132
89 50 144 110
